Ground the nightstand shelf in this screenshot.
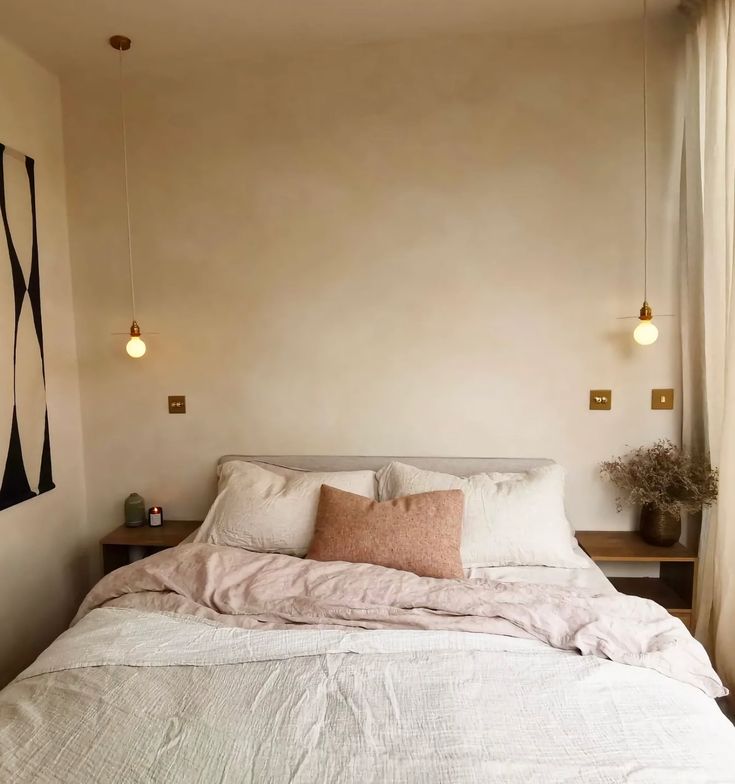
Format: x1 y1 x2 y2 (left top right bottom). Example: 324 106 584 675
576 530 698 630
607 577 689 613
100 520 201 575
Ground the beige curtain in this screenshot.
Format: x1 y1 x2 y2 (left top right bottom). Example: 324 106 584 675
680 0 735 690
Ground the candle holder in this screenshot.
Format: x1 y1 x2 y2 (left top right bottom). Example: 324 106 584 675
148 506 163 527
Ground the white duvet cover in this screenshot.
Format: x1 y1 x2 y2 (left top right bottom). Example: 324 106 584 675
1 607 734 784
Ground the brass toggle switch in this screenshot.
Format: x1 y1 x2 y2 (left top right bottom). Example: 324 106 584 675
168 395 186 414
651 389 674 410
589 390 612 411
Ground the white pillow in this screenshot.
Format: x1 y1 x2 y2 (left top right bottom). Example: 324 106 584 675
195 461 377 555
376 462 588 569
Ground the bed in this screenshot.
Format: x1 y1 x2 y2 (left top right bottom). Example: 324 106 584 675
1 455 733 783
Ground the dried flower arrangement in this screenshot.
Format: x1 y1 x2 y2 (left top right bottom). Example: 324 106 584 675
600 439 718 516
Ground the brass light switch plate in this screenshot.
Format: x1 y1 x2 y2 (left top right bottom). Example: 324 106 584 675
589 390 612 410
168 395 186 414
651 388 674 410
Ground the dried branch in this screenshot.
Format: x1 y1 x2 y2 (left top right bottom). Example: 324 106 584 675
600 440 718 515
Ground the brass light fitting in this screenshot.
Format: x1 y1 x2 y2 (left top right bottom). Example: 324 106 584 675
109 35 131 51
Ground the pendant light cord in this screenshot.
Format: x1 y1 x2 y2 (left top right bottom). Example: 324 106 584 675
118 44 136 322
643 0 649 304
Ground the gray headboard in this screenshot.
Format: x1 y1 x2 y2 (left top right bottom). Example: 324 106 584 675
218 455 553 475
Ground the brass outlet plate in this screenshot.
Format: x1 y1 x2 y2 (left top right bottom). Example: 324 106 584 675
589 389 612 411
651 388 674 410
168 395 186 414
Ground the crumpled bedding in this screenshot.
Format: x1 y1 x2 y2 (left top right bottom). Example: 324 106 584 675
0 544 733 784
73 543 725 696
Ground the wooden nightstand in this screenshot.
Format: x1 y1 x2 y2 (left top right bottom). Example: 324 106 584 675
100 520 201 575
576 530 698 631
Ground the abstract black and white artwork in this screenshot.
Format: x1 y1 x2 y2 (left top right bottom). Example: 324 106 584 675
0 143 53 512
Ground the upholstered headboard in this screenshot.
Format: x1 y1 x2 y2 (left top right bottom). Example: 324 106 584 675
217 455 554 475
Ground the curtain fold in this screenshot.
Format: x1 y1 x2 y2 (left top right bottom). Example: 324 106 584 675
680 0 735 690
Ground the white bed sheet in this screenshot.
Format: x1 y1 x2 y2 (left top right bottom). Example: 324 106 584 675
465 543 615 594
181 532 614 593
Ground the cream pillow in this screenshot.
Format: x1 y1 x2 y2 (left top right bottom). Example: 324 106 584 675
376 462 588 569
194 461 377 555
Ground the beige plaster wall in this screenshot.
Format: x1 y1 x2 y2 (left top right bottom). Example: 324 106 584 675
62 21 684 551
0 36 87 685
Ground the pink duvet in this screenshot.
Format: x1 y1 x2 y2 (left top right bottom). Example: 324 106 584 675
74 543 726 697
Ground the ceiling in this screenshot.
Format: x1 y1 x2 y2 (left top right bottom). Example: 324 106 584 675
0 0 681 76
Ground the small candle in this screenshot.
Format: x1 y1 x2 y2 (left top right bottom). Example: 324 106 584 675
148 506 163 527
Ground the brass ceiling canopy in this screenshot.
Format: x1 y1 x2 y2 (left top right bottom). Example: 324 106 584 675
109 35 131 51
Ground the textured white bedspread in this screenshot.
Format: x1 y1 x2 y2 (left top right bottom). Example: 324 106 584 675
2 607 734 784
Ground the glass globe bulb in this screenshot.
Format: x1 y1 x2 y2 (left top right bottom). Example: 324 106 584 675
633 319 658 346
126 335 146 358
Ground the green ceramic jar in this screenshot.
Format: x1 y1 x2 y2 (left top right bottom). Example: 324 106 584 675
124 493 146 527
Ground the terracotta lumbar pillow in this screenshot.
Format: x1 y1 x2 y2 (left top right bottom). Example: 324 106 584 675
307 484 465 579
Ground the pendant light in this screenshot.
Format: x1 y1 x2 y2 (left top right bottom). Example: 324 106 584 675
633 0 658 346
110 34 146 359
